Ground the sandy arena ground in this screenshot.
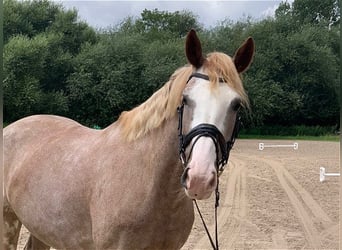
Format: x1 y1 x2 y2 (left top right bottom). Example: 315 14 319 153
17 140 340 249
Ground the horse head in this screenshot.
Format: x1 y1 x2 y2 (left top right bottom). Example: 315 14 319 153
179 30 254 200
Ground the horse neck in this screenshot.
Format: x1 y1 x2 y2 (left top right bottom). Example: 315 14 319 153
142 116 185 196
138 115 194 232
106 114 187 199
102 115 194 244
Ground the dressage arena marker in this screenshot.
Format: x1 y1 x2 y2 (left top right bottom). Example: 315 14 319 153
258 142 298 151
320 167 340 182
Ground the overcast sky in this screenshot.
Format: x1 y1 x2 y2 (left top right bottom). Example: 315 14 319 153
54 1 294 29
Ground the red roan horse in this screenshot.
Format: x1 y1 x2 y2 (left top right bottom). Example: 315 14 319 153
4 30 254 249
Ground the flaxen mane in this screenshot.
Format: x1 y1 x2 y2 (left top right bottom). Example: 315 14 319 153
118 52 249 141
118 65 193 141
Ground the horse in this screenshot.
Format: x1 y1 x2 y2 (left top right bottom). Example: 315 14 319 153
3 29 254 249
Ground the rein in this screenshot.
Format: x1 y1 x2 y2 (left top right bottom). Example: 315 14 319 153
177 73 241 250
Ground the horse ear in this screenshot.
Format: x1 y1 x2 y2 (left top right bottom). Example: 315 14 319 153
185 29 205 68
233 37 255 73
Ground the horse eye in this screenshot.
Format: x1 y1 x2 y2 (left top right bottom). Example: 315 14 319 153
232 101 241 111
182 96 188 105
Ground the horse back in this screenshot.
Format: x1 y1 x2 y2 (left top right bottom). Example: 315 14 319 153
4 115 88 169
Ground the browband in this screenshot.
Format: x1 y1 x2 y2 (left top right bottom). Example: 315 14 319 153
187 73 226 84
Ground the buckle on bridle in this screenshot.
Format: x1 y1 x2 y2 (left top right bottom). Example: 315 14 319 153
179 150 186 166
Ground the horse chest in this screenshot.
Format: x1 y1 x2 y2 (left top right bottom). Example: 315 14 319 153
91 189 194 249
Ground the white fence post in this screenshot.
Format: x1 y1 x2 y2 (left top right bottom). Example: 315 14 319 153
258 142 298 150
320 167 340 182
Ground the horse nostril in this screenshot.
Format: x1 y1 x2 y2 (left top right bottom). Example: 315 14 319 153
209 177 215 188
208 172 217 188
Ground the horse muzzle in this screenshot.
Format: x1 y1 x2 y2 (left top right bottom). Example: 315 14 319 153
181 166 217 200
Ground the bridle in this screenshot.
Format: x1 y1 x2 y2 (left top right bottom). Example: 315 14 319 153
177 72 241 177
177 72 241 250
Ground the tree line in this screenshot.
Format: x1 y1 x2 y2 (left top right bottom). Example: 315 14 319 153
3 0 340 133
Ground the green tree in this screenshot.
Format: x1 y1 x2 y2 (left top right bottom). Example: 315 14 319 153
242 1 340 127
140 39 185 92
46 9 97 55
67 34 146 126
137 8 202 37
3 34 68 121
4 1 339 131
4 0 60 42
66 29 187 127
276 0 340 28
3 0 97 123
292 0 340 27
118 8 203 40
